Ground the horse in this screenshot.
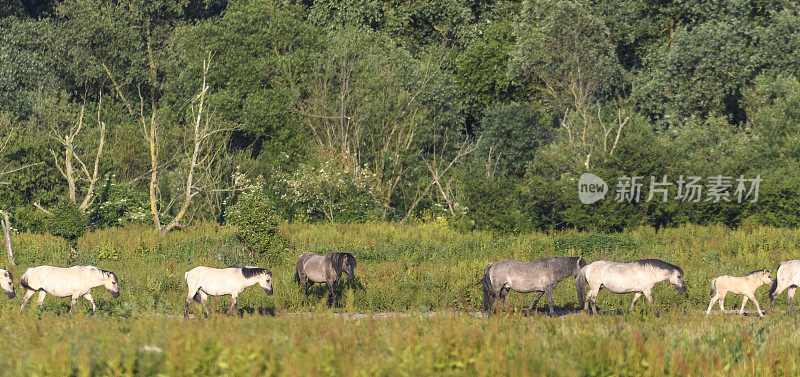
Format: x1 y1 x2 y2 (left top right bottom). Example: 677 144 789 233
19 265 119 312
769 260 800 313
295 252 357 307
0 269 14 299
183 265 273 318
479 257 586 316
576 259 686 314
706 269 772 317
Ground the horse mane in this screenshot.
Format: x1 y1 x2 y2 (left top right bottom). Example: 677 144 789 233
229 265 270 279
635 259 683 274
84 265 114 278
745 269 768 277
329 252 356 270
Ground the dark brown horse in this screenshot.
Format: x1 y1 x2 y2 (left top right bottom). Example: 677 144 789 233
295 252 357 307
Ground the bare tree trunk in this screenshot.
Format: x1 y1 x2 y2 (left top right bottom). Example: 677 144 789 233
48 92 107 213
0 212 13 266
142 53 229 236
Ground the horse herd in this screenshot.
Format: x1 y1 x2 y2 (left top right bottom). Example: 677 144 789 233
0 253 798 317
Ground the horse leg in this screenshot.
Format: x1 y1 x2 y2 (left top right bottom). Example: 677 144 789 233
630 292 642 312
498 288 509 313
770 281 788 310
19 289 35 311
228 294 238 316
326 280 337 307
198 291 211 317
787 287 796 313
69 294 79 313
718 291 727 312
739 295 749 315
525 291 544 316
706 293 720 315
586 285 601 314
184 296 193 318
748 294 764 317
184 287 200 318
83 293 97 312
36 291 46 308
546 288 555 316
485 291 494 314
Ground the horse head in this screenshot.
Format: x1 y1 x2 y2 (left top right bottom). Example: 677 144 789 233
102 271 120 298
758 269 773 286
258 270 274 296
668 266 687 295
337 253 357 281
0 269 14 299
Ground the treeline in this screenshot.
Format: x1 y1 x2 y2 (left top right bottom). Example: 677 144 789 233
1 0 800 234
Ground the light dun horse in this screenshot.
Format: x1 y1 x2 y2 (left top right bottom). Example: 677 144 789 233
577 259 686 314
0 269 14 299
706 269 771 317
295 252 357 307
479 257 586 316
184 266 273 317
19 265 119 312
769 260 800 313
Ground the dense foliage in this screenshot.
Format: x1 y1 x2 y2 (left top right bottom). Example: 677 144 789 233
225 187 285 256
45 197 87 244
1 0 800 233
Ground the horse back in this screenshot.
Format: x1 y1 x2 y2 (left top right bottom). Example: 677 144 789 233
20 265 59 290
777 260 800 283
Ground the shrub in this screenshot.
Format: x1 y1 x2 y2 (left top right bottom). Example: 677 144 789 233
225 187 286 256
45 198 87 245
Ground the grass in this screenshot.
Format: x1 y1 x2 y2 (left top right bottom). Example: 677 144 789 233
0 221 798 375
0 310 797 376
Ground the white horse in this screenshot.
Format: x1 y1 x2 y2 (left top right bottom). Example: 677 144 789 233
20 265 119 312
707 269 772 317
0 269 14 299
184 265 273 317
769 260 800 313
576 259 687 314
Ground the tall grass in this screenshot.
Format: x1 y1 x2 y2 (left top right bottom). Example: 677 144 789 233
0 310 796 376
1 222 799 375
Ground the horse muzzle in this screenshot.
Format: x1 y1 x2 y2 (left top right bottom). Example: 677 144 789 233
5 290 15 299
111 290 120 298
265 288 273 296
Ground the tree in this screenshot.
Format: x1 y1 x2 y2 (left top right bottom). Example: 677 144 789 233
142 55 232 235
40 92 107 212
295 27 453 219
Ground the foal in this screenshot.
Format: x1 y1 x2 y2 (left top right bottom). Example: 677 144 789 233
706 269 772 317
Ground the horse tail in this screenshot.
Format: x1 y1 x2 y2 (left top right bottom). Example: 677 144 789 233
479 263 493 312
769 263 782 299
19 271 32 291
709 278 717 296
576 266 588 308
576 256 587 273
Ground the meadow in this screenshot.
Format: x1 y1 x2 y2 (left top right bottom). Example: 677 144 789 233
0 221 798 375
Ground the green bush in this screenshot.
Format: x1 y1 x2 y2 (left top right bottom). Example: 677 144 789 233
225 187 286 256
45 198 87 244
